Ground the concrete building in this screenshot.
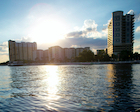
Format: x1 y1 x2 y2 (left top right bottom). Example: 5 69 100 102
107 11 134 56
27 42 37 61
22 42 28 60
9 40 90 63
8 40 16 61
48 46 64 62
15 43 20 60
8 40 37 62
64 48 75 61
43 50 48 62
33 50 44 61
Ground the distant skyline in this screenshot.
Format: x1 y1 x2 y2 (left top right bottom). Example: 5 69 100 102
0 0 140 62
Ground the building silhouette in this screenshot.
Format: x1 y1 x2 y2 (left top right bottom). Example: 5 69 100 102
107 11 134 56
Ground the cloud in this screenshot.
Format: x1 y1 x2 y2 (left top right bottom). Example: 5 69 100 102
0 42 8 54
70 45 81 48
58 37 107 50
134 45 140 53
14 37 32 42
37 36 107 53
135 45 140 50
66 19 107 38
82 19 98 30
127 10 134 15
0 55 9 63
127 10 140 22
50 19 108 52
66 31 84 37
0 41 9 62
136 26 140 32
135 14 140 22
103 18 111 26
102 27 108 34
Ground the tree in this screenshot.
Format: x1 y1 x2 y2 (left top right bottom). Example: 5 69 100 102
111 54 118 61
75 50 95 62
96 50 110 61
133 52 139 60
103 54 110 61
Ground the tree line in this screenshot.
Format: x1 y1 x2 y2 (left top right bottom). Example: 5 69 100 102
74 50 140 62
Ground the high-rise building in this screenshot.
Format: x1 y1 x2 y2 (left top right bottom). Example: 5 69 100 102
8 40 37 62
107 11 134 56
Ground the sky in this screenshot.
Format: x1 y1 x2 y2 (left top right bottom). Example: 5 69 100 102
0 0 140 63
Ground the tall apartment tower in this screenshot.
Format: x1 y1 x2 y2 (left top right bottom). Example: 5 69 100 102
8 40 37 62
107 11 134 56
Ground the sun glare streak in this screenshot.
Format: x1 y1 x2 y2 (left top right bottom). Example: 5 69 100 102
45 66 60 100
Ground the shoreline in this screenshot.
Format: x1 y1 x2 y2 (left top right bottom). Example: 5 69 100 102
7 60 140 66
44 61 140 65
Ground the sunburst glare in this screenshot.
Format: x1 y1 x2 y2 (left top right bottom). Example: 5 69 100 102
28 19 66 44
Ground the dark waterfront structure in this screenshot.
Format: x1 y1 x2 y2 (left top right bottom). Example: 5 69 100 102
108 11 134 56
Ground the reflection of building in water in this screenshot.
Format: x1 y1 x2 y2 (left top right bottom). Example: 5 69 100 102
106 64 115 88
106 64 134 111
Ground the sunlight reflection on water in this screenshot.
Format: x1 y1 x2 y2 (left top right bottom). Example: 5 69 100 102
0 64 140 111
45 66 60 100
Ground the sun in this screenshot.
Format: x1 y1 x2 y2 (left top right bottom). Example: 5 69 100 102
28 19 66 44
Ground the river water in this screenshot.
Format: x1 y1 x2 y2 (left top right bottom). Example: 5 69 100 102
0 64 140 112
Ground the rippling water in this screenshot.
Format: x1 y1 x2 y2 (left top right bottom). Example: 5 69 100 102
0 64 140 111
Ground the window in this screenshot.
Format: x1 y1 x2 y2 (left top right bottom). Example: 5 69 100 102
115 28 120 31
114 16 120 21
115 33 120 37
115 38 120 42
115 22 120 26
127 39 129 43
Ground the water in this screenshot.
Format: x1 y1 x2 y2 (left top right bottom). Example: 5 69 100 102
0 64 140 112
